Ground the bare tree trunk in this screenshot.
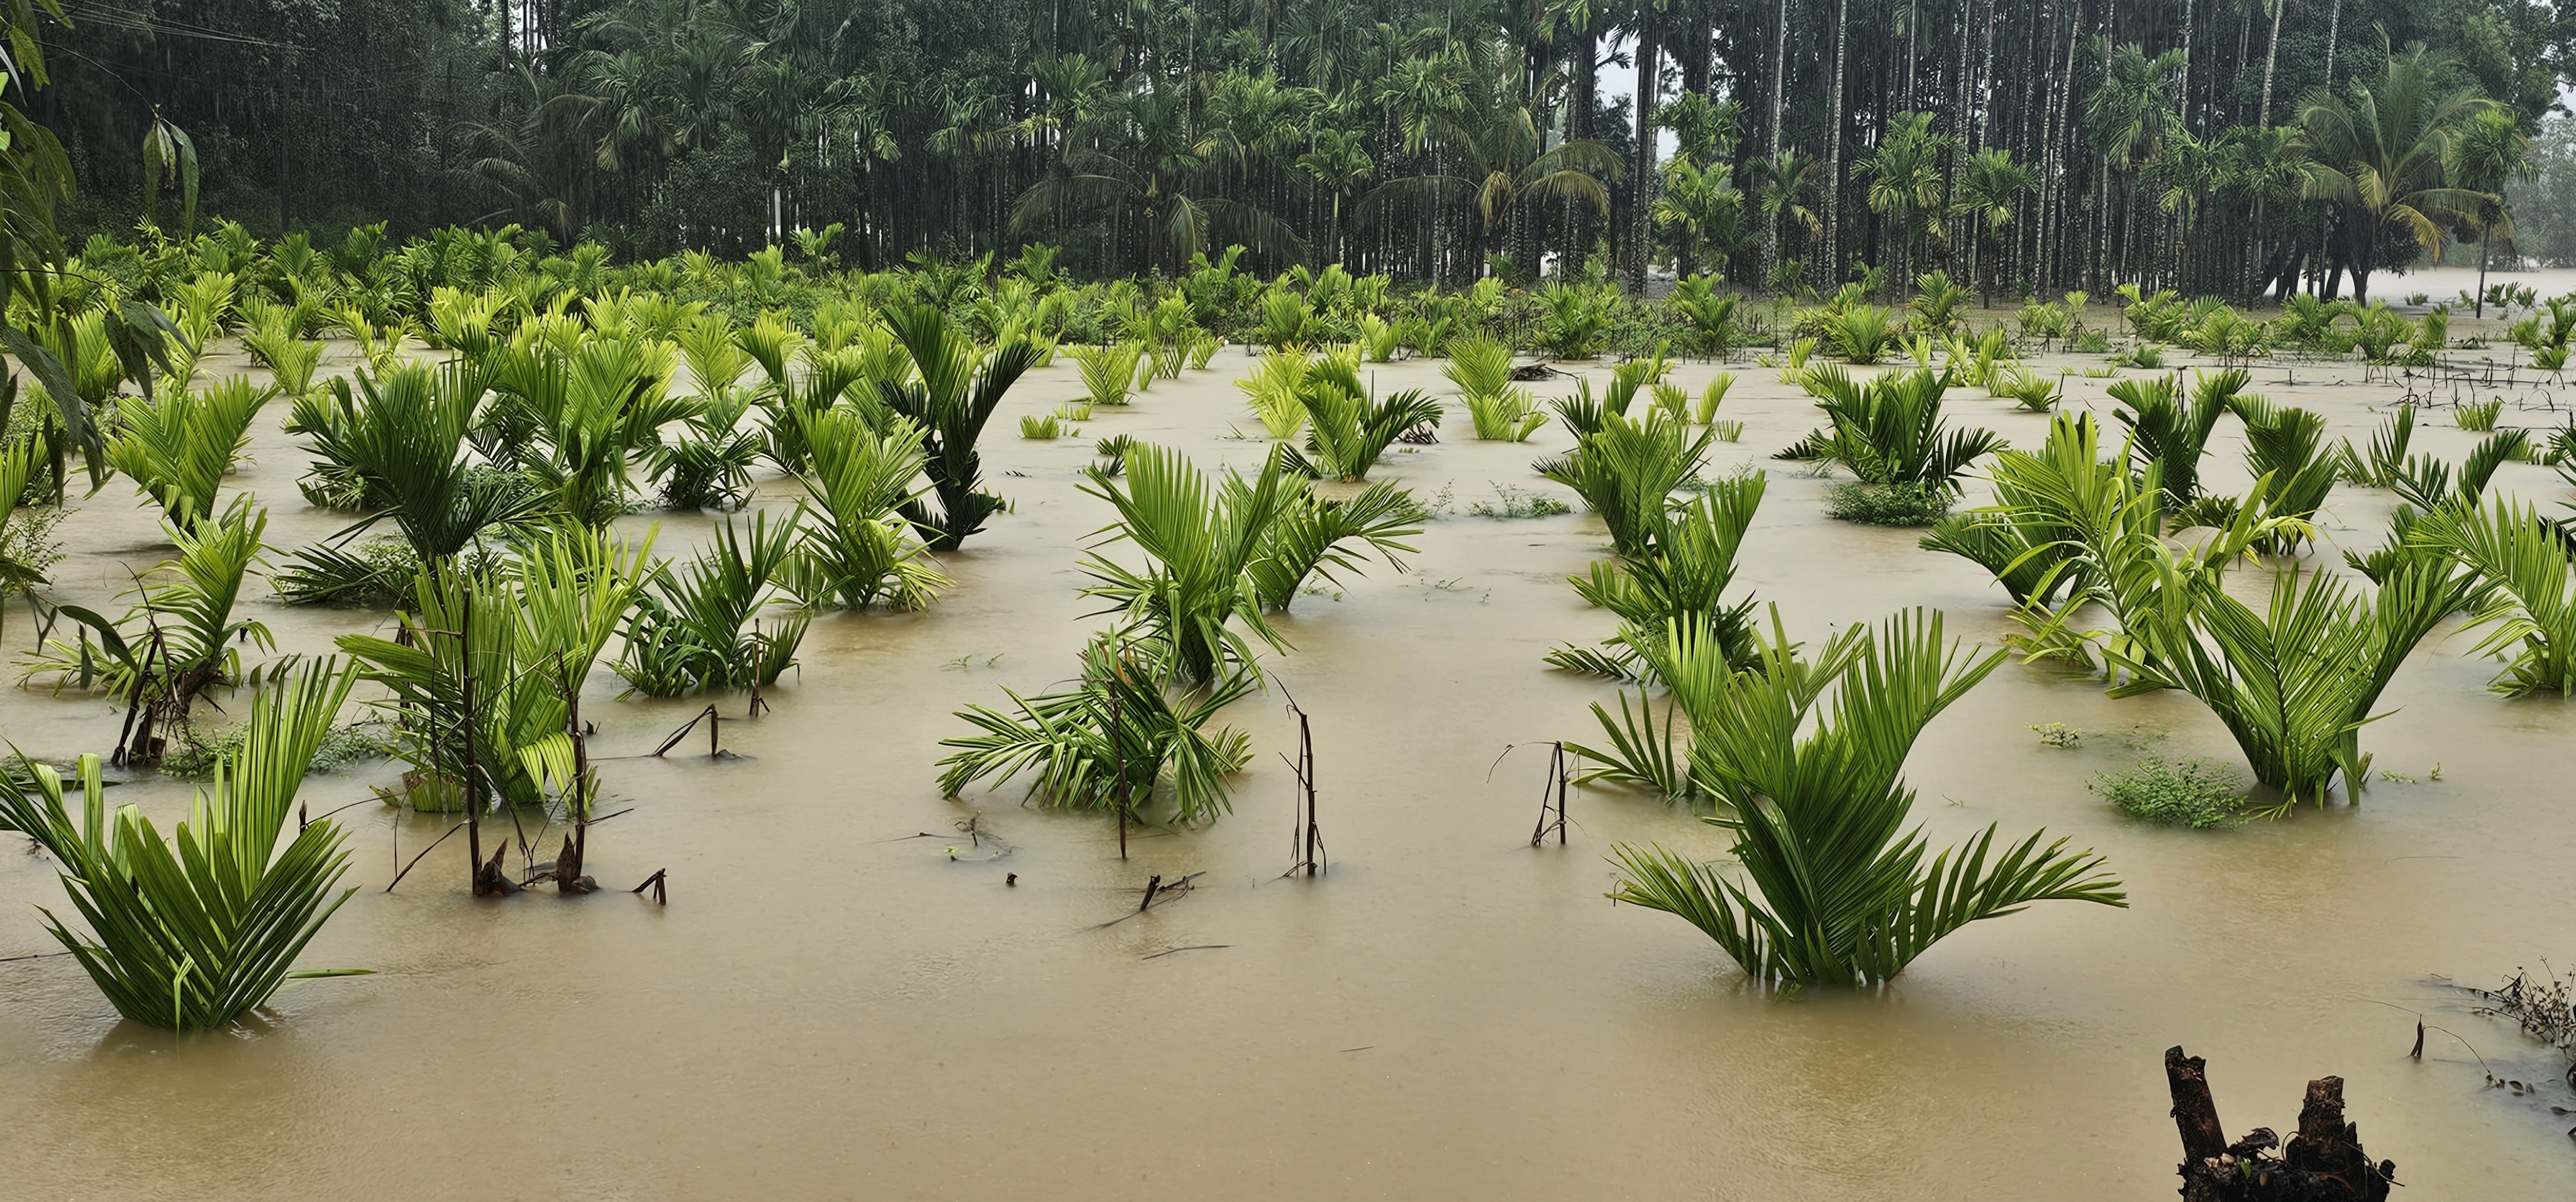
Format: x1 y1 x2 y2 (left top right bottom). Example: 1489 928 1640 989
1630 13 1660 292
1763 0 1788 284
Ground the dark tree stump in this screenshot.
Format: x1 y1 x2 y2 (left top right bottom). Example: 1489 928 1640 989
2164 1047 2394 1201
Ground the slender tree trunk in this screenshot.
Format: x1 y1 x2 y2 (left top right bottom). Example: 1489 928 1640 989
1763 0 1787 284
2322 0 2340 91
2258 0 2284 126
1631 13 1660 292
1826 0 1850 284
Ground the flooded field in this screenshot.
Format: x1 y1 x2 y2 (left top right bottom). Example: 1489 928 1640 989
3 337 2570 1199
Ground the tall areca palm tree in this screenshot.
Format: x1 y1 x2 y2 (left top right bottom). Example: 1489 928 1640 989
1013 86 1306 274
1862 111 1953 287
2296 43 2498 301
1361 71 1623 281
2446 106 2531 314
1752 149 1825 287
1950 147 2031 304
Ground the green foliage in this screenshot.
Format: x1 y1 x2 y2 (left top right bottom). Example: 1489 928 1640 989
2114 551 2464 809
1237 346 1318 439
938 635 1254 825
784 408 950 610
1537 410 1718 556
2090 755 2245 828
2412 496 2576 695
1069 341 1145 408
1606 609 2124 986
2455 398 2503 431
616 510 804 698
26 498 272 761
1667 274 1741 355
1536 284 1614 359
1078 443 1297 687
1824 304 1897 363
1020 413 1063 439
1549 472 1764 685
869 304 1041 550
1826 481 1953 526
1285 358 1441 482
342 527 651 808
1246 481 1424 609
2107 369 2240 513
0 662 368 1030
104 375 274 526
1790 367 2001 494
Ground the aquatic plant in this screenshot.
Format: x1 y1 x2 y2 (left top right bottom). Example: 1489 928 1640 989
1607 609 2125 986
2090 755 2245 829
0 660 369 1030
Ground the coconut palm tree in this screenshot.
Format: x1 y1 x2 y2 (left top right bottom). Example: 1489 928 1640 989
2296 43 2499 301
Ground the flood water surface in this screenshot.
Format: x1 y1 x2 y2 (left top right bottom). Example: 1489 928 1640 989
1 340 2570 1199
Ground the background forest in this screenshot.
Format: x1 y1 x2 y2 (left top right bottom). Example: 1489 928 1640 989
31 1 2576 304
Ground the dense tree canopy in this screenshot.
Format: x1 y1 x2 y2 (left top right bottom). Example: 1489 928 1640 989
31 0 2576 298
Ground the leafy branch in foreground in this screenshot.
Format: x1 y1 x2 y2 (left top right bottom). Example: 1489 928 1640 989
1606 608 2125 986
0 659 369 1029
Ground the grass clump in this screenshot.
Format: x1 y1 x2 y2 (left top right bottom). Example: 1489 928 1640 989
1468 484 1572 519
2090 755 2245 828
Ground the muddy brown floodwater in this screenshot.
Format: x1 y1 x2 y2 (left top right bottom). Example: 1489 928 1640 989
3 336 2572 1199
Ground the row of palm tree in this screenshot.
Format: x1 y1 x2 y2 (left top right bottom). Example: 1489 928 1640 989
45 0 2554 303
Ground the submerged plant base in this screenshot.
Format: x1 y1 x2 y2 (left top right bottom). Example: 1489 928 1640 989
1826 481 1951 526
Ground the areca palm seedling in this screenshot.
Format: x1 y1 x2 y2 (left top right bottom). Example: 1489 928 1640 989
1079 443 1299 687
484 333 694 527
26 498 273 764
784 408 950 610
341 526 652 810
1781 367 1999 525
617 509 808 698
1537 409 1718 557
279 362 548 604
1068 341 1146 408
1237 346 1317 439
869 304 1043 550
647 383 763 510
1920 412 2112 608
2107 369 2243 516
1445 334 1546 442
1285 357 1442 482
2410 496 2576 695
0 660 369 1030
937 633 1255 825
1607 608 2124 986
1245 480 1426 610
2234 402 2338 549
104 375 275 526
2109 547 2464 810
1550 471 1765 683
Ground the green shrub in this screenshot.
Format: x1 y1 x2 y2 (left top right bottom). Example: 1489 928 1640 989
2090 755 2245 828
1826 481 1952 526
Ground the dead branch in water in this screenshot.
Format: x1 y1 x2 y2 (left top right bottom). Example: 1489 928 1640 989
2164 1045 2395 1201
630 869 667 904
1278 686 1324 878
